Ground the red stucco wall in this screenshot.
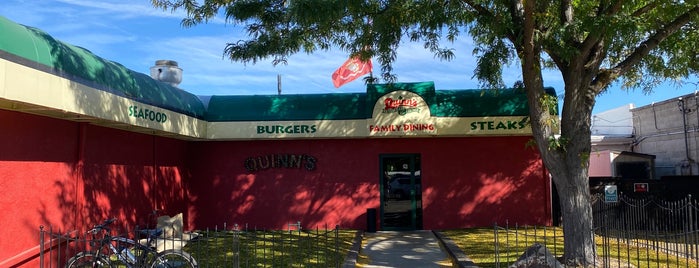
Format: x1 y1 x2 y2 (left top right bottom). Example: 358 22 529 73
0 110 79 266
187 137 551 230
0 109 191 266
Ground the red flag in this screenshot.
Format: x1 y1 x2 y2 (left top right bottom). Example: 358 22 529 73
331 56 372 88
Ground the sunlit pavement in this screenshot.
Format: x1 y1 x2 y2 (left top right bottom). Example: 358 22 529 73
359 231 452 268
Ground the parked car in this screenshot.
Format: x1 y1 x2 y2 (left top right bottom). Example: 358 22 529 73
388 175 421 199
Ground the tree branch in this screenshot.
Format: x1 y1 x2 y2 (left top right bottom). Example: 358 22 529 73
599 0 624 16
577 0 632 68
548 0 574 71
510 0 524 28
560 0 573 25
461 0 519 45
595 6 699 87
631 2 658 17
460 0 492 19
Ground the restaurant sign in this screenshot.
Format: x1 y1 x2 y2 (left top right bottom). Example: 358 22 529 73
128 105 168 123
256 124 317 134
369 91 435 136
205 90 538 139
244 154 317 172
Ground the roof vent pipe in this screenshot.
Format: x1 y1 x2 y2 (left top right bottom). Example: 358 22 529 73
150 60 182 87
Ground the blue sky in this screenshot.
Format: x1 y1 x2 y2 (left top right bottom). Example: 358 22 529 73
2 0 697 114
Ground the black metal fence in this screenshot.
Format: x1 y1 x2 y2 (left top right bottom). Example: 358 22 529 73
39 221 351 268
190 222 345 267
495 193 699 267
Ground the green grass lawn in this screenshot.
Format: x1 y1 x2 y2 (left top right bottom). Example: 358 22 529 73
182 229 358 268
153 227 698 268
441 227 699 268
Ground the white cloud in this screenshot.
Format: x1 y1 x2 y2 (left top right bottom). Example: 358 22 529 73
55 0 191 20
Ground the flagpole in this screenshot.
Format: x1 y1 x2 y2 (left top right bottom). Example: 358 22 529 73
277 74 282 95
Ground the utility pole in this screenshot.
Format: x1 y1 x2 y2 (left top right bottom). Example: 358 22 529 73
678 97 694 175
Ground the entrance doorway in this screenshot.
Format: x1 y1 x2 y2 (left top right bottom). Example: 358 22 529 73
380 154 423 230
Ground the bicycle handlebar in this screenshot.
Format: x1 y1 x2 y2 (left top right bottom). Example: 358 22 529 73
88 218 117 234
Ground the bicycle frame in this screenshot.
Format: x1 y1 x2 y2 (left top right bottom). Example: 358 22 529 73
106 236 148 266
70 218 164 268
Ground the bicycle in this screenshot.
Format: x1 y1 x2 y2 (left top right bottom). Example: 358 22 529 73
65 218 198 268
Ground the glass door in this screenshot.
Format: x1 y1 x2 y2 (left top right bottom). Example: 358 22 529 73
380 154 422 230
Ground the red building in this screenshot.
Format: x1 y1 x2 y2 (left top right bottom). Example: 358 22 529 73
0 15 554 266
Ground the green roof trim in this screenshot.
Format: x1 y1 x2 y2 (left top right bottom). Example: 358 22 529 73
204 85 555 121
0 16 206 118
431 88 557 117
367 81 436 102
206 93 367 121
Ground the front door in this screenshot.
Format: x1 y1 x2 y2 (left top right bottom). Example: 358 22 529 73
380 154 423 230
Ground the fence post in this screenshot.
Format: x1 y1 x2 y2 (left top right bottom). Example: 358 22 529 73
511 222 516 267
553 223 557 259
494 222 499 268
335 225 340 268
686 195 693 263
691 196 698 262
39 226 44 268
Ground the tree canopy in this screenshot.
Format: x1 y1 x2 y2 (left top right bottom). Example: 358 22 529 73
154 0 699 91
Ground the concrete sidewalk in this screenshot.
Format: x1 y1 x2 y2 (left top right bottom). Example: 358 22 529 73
359 230 452 268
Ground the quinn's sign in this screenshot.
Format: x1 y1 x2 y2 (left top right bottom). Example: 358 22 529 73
381 96 422 116
244 154 317 172
369 91 435 136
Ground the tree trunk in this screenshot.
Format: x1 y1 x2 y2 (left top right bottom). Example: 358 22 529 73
549 159 597 266
527 95 598 266
530 98 598 266
519 1 598 264
533 78 598 265
531 79 598 265
522 58 598 266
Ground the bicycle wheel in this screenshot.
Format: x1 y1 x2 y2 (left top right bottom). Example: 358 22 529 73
150 249 198 268
65 251 113 268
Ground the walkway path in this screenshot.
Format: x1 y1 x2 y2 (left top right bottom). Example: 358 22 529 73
359 230 452 268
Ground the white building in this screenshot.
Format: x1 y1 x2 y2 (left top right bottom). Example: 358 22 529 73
591 104 634 152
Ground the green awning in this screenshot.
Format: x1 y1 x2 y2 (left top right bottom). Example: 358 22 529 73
0 16 206 118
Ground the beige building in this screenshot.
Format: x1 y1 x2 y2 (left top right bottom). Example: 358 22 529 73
631 93 699 177
590 92 699 179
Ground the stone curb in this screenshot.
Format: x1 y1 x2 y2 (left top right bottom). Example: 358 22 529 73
342 230 365 268
433 230 480 268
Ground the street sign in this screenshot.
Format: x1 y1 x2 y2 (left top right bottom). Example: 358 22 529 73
634 183 649 192
604 185 618 203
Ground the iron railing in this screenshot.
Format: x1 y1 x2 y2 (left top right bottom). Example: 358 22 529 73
494 193 699 267
39 222 349 268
